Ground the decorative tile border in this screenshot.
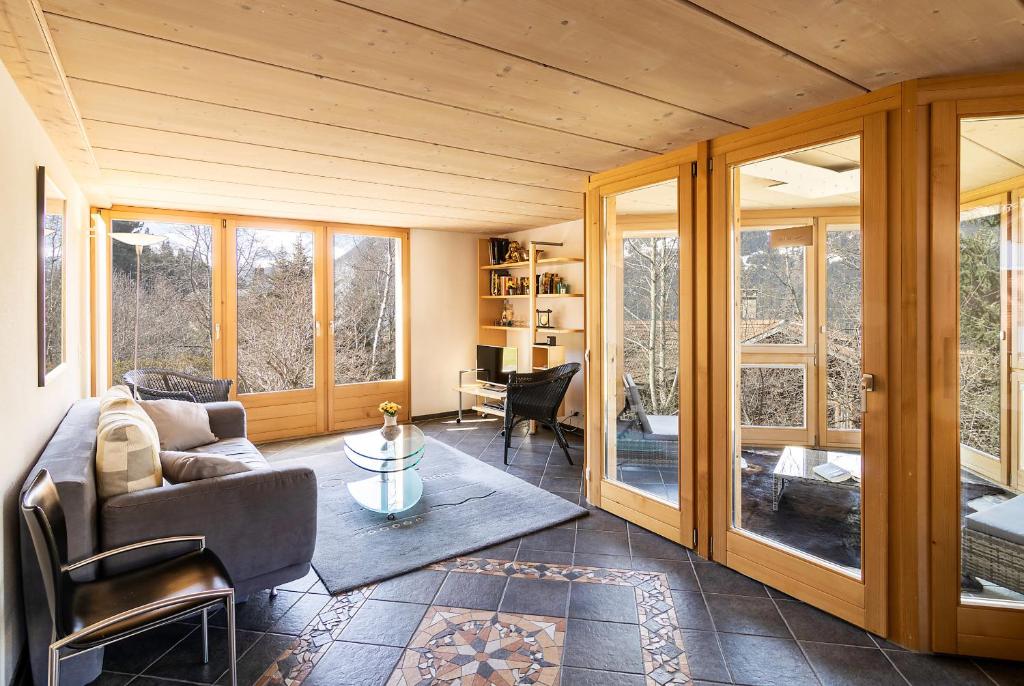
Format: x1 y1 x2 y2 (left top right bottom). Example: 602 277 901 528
255 558 690 686
428 558 690 685
253 585 375 686
386 608 564 685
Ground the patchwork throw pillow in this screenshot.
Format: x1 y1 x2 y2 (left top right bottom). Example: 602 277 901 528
140 399 218 451
159 450 259 483
96 387 162 499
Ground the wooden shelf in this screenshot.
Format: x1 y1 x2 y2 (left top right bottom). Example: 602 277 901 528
471 404 505 418
537 292 584 298
537 256 584 266
537 327 584 334
481 294 529 299
481 325 529 332
481 261 529 271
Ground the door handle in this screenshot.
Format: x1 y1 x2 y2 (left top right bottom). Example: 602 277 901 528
214 323 221 341
860 373 874 412
315 321 322 337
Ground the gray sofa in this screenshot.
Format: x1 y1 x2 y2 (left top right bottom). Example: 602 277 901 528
19 398 318 686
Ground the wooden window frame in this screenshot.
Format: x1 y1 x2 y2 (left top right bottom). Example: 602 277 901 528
96 205 410 444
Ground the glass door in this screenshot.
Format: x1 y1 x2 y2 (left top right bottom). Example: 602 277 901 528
592 163 695 545
225 219 327 443
931 98 1024 658
328 227 409 431
714 116 888 632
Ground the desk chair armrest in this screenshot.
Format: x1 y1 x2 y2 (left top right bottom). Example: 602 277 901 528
63 535 205 573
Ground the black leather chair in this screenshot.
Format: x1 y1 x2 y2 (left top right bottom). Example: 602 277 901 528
503 362 581 466
20 470 238 686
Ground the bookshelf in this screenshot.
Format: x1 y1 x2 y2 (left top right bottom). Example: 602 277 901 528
477 238 585 377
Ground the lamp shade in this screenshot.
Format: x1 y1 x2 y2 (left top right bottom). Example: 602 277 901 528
110 232 166 247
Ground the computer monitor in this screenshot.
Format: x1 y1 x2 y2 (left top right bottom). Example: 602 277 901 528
476 344 517 386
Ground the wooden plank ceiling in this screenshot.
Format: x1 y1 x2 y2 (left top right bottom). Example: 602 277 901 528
5 0 1023 231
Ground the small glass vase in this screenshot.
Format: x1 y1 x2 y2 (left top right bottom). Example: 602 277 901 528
382 413 399 440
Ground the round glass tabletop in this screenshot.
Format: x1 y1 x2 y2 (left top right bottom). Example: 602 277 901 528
343 424 425 465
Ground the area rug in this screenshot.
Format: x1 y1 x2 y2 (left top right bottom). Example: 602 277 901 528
289 436 587 594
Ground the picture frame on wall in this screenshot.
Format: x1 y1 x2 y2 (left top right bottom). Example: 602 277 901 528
37 165 66 387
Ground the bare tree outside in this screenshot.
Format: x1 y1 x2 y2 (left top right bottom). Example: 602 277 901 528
333 234 399 385
622 234 680 415
826 228 863 431
235 228 315 394
959 209 1002 458
110 220 213 381
43 209 65 374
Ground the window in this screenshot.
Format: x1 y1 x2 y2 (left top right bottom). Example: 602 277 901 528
110 220 214 380
41 181 66 377
739 229 807 346
333 234 400 385
740 364 806 428
235 227 315 394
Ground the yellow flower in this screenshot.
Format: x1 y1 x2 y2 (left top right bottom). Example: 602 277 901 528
379 401 401 416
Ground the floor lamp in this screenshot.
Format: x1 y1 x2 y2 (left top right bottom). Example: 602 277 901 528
110 231 166 397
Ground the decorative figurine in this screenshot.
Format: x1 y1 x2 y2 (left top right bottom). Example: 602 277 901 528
499 299 515 327
504 240 526 263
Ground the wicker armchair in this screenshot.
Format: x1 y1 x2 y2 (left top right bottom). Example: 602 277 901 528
503 362 580 466
123 368 232 403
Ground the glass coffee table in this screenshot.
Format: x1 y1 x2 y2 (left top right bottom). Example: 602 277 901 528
343 425 426 519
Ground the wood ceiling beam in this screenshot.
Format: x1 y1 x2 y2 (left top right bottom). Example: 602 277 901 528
83 120 583 208
68 79 588 191
346 0 865 127
98 169 576 225
42 13 651 172
0 0 108 204
93 150 583 216
689 0 1024 90
99 181 551 231
40 0 739 151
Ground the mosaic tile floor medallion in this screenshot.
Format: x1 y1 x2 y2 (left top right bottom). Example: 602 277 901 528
255 559 690 686
388 608 564 685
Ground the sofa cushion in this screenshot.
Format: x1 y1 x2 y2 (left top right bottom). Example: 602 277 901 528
140 398 217 451
160 450 261 483
189 436 267 463
96 387 162 499
965 495 1024 546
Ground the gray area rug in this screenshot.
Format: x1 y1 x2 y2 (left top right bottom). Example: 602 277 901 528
296 436 587 594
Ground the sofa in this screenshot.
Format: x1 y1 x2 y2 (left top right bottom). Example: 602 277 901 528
19 397 318 686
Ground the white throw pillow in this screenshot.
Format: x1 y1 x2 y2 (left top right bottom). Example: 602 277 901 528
160 451 256 483
96 386 162 499
140 399 218 451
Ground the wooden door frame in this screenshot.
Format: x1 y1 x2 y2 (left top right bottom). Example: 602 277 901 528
585 149 698 548
711 115 889 633
225 216 328 442
100 206 224 389
325 223 411 432
928 90 1024 659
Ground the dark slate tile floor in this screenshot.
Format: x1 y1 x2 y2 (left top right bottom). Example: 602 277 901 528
79 415 1024 686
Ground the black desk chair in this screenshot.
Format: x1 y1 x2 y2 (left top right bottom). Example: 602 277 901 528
503 362 581 466
21 470 237 686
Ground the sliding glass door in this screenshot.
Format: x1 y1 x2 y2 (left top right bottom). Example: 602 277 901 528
589 161 695 546
329 228 409 432
226 219 327 442
106 209 409 443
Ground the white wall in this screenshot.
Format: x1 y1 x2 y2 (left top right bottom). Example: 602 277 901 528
409 228 479 416
503 220 586 429
0 62 90 682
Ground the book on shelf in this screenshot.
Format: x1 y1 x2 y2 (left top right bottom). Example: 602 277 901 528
535 272 566 294
489 271 530 296
488 237 511 265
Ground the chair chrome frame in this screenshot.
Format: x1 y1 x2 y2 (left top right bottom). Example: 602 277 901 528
47 535 237 686
21 471 238 686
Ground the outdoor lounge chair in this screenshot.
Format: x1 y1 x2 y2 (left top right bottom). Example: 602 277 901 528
123 368 232 403
962 494 1024 596
614 374 679 467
